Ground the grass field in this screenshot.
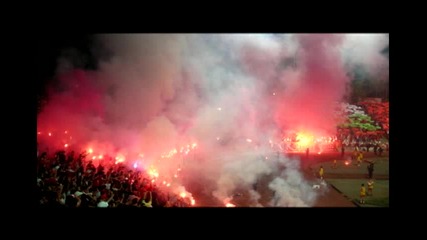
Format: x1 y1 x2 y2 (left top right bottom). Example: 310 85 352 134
327 179 389 207
309 156 389 207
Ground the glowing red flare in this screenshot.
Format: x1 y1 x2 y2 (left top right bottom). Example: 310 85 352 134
148 167 159 178
246 138 252 143
191 198 195 206
64 131 68 134
133 163 137 168
166 183 170 187
180 192 187 198
114 155 125 164
88 148 93 154
37 132 41 135
296 132 314 150
48 132 52 136
225 203 236 207
98 155 103 159
64 144 68 148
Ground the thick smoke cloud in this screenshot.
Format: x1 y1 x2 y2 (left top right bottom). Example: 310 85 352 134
38 34 388 206
341 34 389 80
275 34 348 135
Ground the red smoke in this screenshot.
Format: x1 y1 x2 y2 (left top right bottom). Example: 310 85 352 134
275 34 348 136
37 70 105 152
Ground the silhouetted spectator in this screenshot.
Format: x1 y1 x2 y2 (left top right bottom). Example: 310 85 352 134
341 145 345 158
367 163 374 179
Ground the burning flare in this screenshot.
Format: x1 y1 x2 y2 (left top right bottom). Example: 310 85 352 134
223 197 236 207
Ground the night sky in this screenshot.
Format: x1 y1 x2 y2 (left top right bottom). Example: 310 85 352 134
37 34 97 98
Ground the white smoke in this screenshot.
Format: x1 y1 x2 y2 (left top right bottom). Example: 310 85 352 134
341 33 389 79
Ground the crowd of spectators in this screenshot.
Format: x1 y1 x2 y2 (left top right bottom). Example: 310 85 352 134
359 101 389 134
36 150 191 208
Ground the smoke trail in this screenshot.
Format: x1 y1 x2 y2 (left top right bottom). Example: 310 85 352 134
212 150 273 205
268 155 317 207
